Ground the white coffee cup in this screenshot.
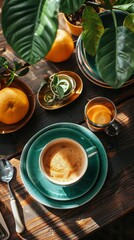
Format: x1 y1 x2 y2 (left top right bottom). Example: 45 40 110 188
39 137 97 186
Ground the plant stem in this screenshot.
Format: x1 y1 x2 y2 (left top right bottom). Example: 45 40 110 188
111 9 117 28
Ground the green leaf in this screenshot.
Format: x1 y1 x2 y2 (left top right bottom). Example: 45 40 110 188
2 0 60 65
18 67 29 76
123 13 134 31
96 26 134 88
114 4 134 13
6 72 15 86
114 0 134 13
0 57 8 68
56 85 64 99
13 61 23 71
60 0 86 14
53 74 59 85
115 0 134 4
82 6 104 56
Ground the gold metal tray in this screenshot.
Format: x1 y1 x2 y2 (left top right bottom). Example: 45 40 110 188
37 71 83 110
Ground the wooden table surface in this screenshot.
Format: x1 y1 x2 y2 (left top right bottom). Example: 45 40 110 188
0 24 134 240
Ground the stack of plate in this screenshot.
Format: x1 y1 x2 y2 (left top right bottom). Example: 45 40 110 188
76 34 134 89
20 123 108 209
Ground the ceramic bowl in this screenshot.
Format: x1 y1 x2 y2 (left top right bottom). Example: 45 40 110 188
0 78 36 133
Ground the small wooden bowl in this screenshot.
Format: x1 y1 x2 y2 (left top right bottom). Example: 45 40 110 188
0 78 36 134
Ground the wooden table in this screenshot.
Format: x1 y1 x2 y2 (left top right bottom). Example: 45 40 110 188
0 25 134 240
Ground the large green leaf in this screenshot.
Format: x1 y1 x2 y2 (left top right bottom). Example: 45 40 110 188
2 0 60 65
123 13 134 31
82 6 104 56
60 0 86 14
114 0 134 13
114 4 134 13
115 0 134 4
96 26 134 88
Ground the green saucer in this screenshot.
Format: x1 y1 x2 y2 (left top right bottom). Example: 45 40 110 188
20 122 108 209
26 127 100 201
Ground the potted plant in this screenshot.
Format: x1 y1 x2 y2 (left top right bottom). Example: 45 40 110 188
81 1 134 88
49 73 76 99
63 0 101 36
63 4 86 36
1 0 134 88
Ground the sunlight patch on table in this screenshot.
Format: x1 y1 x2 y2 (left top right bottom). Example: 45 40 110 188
76 217 99 233
117 112 129 124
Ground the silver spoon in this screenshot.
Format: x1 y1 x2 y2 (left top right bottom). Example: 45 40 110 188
0 159 24 233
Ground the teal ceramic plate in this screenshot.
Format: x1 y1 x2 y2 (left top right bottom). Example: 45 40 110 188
20 123 108 209
76 35 134 88
75 37 111 89
77 35 109 84
26 127 100 201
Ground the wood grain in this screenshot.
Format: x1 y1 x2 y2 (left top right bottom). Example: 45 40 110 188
0 24 134 240
0 157 133 240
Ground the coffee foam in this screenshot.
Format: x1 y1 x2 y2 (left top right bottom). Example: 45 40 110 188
42 139 86 182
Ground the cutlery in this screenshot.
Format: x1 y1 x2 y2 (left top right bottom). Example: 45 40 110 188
0 159 24 233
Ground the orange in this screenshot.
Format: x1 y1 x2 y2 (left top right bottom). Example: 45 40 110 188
92 110 112 124
0 87 29 124
87 104 112 125
46 29 74 62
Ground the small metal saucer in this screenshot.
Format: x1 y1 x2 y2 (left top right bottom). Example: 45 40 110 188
37 71 83 110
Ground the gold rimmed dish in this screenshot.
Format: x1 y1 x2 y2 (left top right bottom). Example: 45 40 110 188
76 42 113 89
37 71 83 110
76 34 134 89
0 79 36 134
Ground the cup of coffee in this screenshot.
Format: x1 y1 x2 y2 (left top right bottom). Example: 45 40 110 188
39 137 97 186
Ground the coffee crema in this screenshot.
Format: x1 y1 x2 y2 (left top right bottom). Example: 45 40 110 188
41 138 86 183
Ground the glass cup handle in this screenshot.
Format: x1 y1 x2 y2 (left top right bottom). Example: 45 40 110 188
86 146 98 158
105 121 119 136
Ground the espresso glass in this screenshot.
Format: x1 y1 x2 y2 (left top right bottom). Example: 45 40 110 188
84 97 119 136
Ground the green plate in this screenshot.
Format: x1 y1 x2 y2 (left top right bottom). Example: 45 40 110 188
76 34 134 88
26 127 100 201
20 123 108 209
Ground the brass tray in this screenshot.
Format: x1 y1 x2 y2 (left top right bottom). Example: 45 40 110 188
37 71 83 110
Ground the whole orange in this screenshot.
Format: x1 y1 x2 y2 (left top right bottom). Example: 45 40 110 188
46 29 74 62
0 87 29 124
